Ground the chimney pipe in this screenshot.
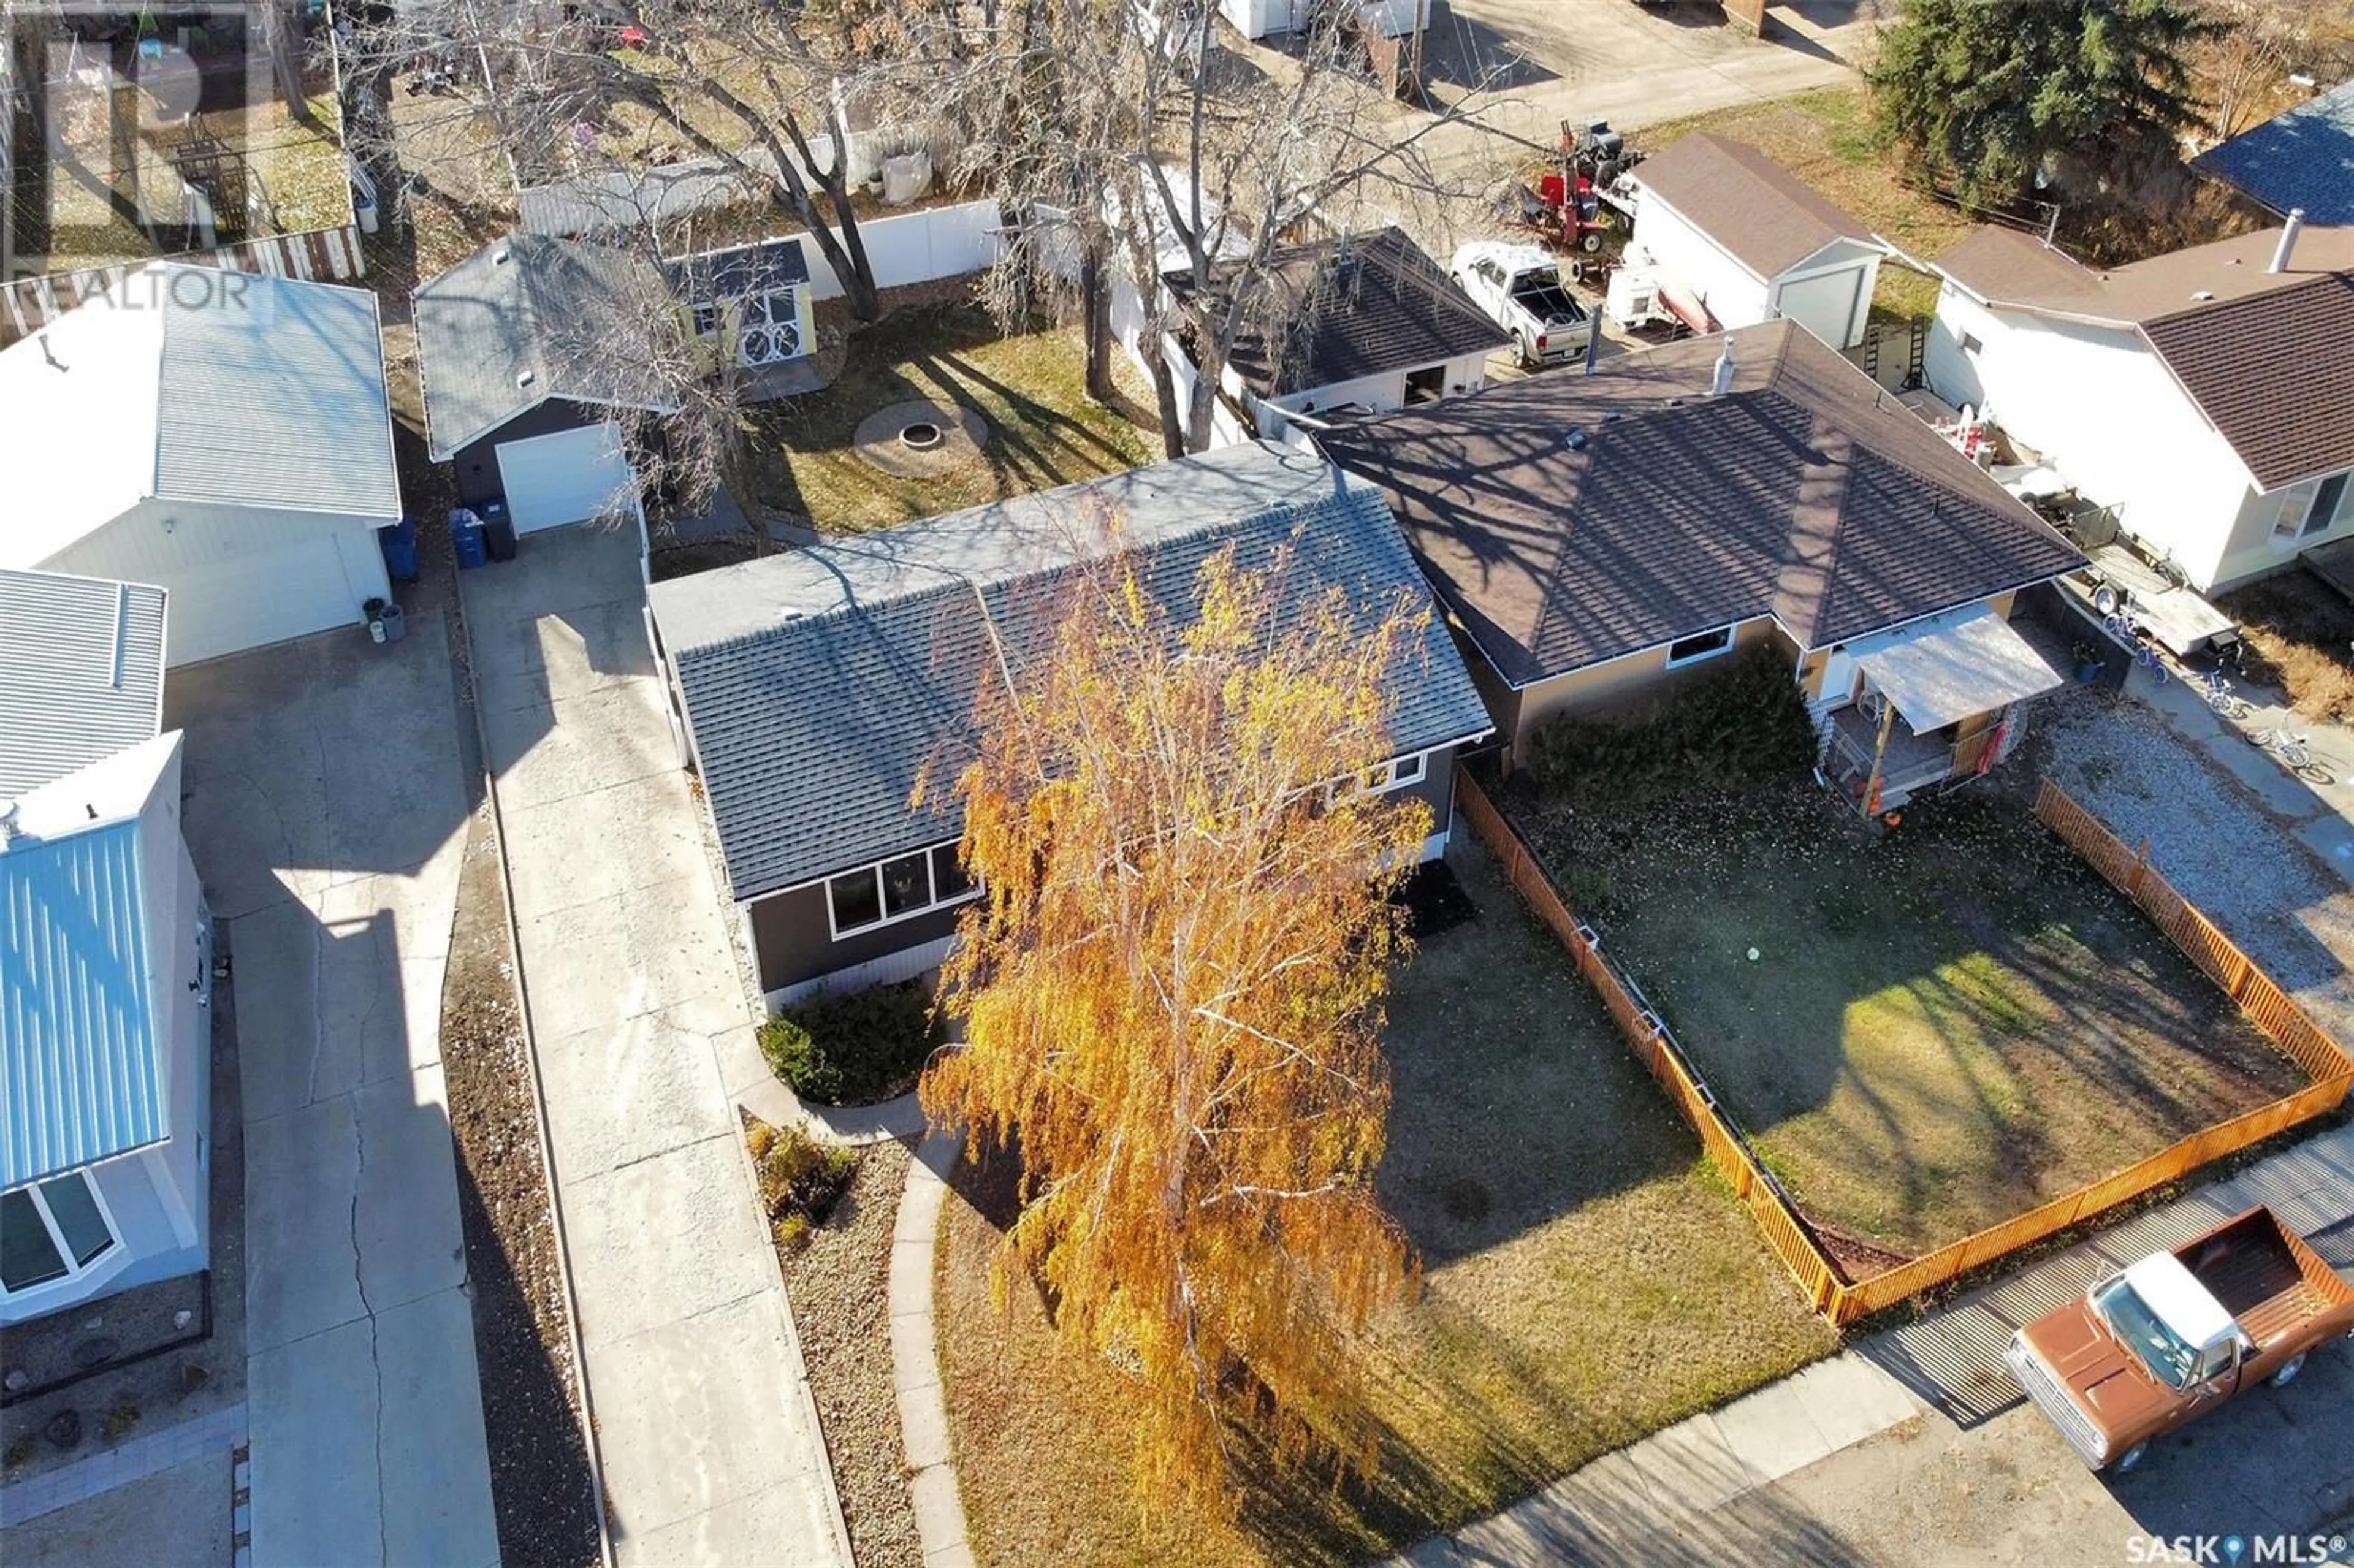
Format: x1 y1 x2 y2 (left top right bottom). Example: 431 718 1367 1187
2269 208 2306 275
1710 335 1736 397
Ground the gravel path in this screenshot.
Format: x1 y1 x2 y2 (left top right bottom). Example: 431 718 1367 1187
2035 687 2354 1040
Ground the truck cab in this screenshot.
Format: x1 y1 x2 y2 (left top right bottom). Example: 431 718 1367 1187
2008 1208 2354 1472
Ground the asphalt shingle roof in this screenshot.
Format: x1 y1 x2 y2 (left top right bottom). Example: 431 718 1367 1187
412 235 682 459
0 569 166 796
1319 321 2085 687
1632 134 1875 278
1163 226 1509 398
2193 81 2354 226
663 237 811 306
649 443 1493 902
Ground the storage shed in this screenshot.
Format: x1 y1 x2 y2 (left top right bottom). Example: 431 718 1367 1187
0 267 401 667
1626 134 1884 350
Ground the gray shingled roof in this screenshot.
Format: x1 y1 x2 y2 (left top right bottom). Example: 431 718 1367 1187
649 443 1493 902
0 569 166 796
2193 82 2354 226
1319 321 2085 688
412 235 682 459
1163 226 1510 398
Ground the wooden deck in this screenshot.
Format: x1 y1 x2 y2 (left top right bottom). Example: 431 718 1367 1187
2304 537 2354 604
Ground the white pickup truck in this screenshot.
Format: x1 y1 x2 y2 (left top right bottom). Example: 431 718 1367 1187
1450 242 1588 368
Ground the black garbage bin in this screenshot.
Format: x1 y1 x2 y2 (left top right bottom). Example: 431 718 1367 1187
482 499 518 563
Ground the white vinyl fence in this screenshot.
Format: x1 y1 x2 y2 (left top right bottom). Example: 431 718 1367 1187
799 198 1004 301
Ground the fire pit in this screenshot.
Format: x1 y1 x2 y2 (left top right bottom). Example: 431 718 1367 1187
899 421 944 451
853 400 991 478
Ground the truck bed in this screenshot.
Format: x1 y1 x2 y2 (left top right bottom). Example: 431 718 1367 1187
1510 279 1585 327
2179 1210 2354 1346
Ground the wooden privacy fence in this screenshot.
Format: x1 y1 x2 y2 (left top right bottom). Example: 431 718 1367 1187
1454 767 2354 1326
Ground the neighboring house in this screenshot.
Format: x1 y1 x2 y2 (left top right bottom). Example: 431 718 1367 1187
664 237 818 386
1160 226 1509 447
413 234 681 527
0 265 400 668
1924 218 2354 591
1 571 210 1326
2193 82 2354 226
1320 320 2087 815
645 441 1494 1005
1624 134 1884 350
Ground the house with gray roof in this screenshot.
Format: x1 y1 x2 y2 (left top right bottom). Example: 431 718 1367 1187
1924 216 2354 592
1320 320 2085 814
646 441 1493 1004
2193 82 2354 227
0 265 400 667
2 579 210 1324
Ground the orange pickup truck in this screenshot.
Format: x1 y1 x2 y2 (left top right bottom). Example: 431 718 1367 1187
2007 1207 2354 1472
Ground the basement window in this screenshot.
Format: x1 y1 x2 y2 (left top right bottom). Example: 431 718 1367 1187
1666 625 1735 668
1 1173 119 1297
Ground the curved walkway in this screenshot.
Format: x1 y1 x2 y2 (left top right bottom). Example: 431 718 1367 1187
889 1130 973 1568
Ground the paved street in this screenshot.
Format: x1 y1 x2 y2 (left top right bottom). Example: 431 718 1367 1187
166 621 498 1567
461 522 850 1564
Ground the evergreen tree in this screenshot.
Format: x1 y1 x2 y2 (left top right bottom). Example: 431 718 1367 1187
1868 0 2223 207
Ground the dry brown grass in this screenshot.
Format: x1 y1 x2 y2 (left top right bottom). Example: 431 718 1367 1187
2219 572 2354 725
934 844 1835 1567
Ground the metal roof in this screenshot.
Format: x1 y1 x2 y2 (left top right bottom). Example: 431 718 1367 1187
0 569 167 796
517 151 775 238
649 442 1493 902
412 235 683 459
2193 81 2354 226
1 737 180 1189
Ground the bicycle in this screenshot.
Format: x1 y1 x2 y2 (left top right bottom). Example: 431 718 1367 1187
2197 668 2247 720
2101 612 2169 685
2252 726 2333 784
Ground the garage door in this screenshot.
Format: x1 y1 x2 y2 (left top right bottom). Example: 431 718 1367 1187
495 424 634 535
159 533 366 668
1776 267 1867 349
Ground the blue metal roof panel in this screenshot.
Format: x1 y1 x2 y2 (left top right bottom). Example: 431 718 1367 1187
1 820 166 1188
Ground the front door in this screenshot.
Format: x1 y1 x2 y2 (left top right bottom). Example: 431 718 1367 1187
1817 645 1859 707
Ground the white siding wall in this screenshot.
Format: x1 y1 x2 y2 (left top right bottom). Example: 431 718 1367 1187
1257 349 1492 443
2211 465 2354 589
798 199 1004 302
1924 290 2257 588
1628 194 1773 330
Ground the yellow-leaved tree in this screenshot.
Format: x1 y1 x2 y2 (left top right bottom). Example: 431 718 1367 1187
920 541 1433 1514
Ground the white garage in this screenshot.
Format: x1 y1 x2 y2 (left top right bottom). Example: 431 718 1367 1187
495 422 636 533
1626 133 1884 350
0 267 402 668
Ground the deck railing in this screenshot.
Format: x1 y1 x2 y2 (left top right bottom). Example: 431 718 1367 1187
1453 766 2354 1326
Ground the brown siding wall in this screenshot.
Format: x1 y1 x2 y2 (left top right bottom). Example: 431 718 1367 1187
747 882 966 995
1511 617 1780 759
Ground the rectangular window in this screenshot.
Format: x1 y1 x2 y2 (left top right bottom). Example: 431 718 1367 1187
690 303 719 338
1959 331 1983 356
2272 474 2347 543
1666 625 1735 667
1 1173 118 1296
823 842 983 940
828 869 883 934
1350 751 1430 797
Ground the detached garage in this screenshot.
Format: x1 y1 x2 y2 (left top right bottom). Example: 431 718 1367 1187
1626 134 1884 350
0 265 402 668
413 234 677 530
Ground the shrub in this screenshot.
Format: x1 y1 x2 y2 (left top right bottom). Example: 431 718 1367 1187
750 1118 859 1235
1521 645 1819 810
758 979 943 1106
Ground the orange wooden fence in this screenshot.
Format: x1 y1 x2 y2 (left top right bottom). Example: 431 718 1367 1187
1454 767 2354 1326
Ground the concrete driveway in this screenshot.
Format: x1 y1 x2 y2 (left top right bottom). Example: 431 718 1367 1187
459 522 849 1565
166 616 497 1567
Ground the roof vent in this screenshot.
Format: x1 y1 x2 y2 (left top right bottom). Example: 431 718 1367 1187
493 246 512 265
516 368 536 389
1664 397 1684 409
0 799 18 845
2268 207 2306 275
1565 426 1589 451
2191 289 2215 302
1710 334 1737 397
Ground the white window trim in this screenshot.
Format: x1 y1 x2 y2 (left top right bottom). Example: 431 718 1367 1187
1325 748 1435 805
1664 625 1737 669
823 841 983 943
2272 472 2348 547
1 1168 129 1307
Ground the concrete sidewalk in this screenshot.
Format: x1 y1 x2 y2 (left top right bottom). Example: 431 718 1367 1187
1400 1121 2354 1565
460 523 851 1565
166 622 498 1568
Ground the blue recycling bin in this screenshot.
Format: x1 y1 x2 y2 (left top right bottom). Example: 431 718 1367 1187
451 507 488 569
380 515 420 582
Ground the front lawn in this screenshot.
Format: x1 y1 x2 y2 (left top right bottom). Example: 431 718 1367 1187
1505 774 2309 1259
744 302 1159 533
2217 569 2354 726
934 842 1835 1567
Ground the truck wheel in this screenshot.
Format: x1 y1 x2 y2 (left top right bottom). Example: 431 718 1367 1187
2111 1442 2149 1473
1516 332 1536 369
2270 1353 2306 1387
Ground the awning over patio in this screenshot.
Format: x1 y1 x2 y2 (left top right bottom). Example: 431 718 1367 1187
1853 606 2065 733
